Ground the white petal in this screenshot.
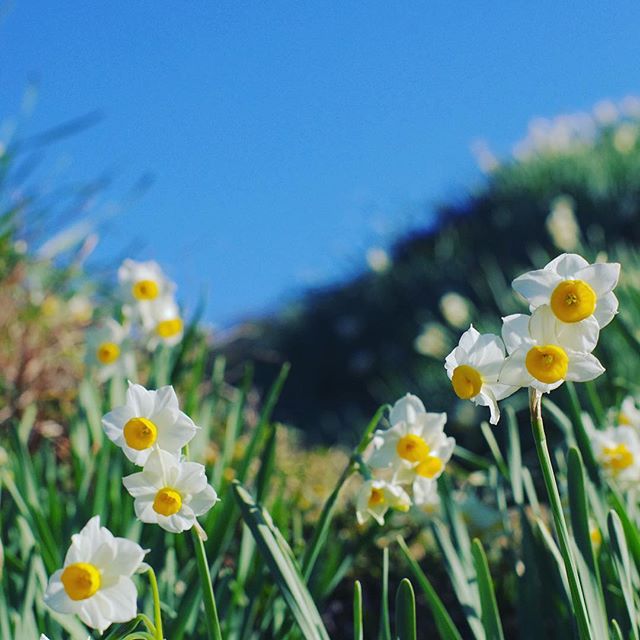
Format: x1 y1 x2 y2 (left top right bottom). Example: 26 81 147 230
96 576 138 624
498 349 531 388
477 388 500 425
512 268 559 306
529 306 559 344
501 314 532 353
127 383 156 416
103 539 148 578
566 352 605 382
575 262 620 296
123 471 159 497
546 253 589 277
458 325 480 351
593 291 619 328
188 485 218 516
467 333 506 378
43 571 78 614
389 394 426 426
556 315 600 352
484 381 518 402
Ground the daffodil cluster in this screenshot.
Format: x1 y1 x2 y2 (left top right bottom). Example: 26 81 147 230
445 253 620 425
357 394 454 524
86 258 185 382
103 381 219 533
43 381 218 633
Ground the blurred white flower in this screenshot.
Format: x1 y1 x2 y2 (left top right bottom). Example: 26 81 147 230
366 247 391 273
102 382 198 465
86 319 135 382
439 292 471 329
414 322 449 358
411 477 440 515
355 479 411 525
593 426 640 489
613 123 638 154
500 306 604 394
445 325 516 425
616 395 640 431
118 258 175 315
142 296 184 349
123 449 218 534
512 253 620 331
43 516 147 633
546 196 580 252
368 394 454 482
68 295 94 325
593 99 618 125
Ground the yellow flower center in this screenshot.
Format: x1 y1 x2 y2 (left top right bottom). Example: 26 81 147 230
96 341 120 364
415 456 444 478
602 443 634 473
123 417 158 450
590 528 602 547
61 562 101 601
156 318 183 338
153 487 182 516
550 279 597 323
368 487 385 507
451 365 483 399
525 345 569 383
132 279 159 300
396 434 430 463
618 412 632 426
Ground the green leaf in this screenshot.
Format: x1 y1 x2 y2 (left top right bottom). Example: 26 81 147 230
607 510 639 640
396 537 463 640
566 447 606 638
232 482 330 640
353 580 363 640
395 579 416 640
471 539 504 640
379 547 391 640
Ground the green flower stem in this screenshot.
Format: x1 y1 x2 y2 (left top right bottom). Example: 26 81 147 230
147 568 163 640
301 404 389 580
529 388 591 639
192 527 223 640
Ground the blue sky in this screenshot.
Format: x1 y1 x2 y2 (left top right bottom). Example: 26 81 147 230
3 2 640 326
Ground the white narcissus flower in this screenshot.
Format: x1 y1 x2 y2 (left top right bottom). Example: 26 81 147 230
500 306 605 394
118 258 175 312
102 382 198 465
86 318 135 382
355 479 411 525
592 426 640 489
142 296 184 349
43 516 147 633
512 253 620 331
368 394 454 483
444 325 517 425
122 449 218 533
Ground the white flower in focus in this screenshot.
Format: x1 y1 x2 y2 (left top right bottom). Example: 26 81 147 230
142 296 184 349
368 394 454 483
102 382 198 465
512 253 620 332
444 325 517 425
593 426 640 489
500 306 605 394
86 319 135 382
355 479 411 525
123 449 218 534
43 516 147 633
118 259 175 312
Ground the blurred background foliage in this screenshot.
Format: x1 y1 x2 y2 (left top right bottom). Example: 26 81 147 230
214 98 640 446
